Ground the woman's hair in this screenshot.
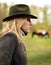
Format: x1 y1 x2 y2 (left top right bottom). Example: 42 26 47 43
1 18 26 43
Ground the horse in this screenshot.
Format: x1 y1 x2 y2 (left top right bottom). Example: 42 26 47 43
32 31 50 38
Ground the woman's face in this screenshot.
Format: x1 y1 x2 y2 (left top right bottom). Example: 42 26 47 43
21 18 32 33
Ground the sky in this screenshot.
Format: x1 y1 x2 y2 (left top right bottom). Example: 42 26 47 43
0 0 51 7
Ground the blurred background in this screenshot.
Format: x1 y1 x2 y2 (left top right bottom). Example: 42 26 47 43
0 0 51 65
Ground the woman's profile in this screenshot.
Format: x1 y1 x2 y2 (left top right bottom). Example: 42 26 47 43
0 4 37 65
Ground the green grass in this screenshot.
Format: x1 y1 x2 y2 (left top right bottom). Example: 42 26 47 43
24 33 51 65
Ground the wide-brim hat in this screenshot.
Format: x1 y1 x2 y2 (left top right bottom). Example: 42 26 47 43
3 4 38 22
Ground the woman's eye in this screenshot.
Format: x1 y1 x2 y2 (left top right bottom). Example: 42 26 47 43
27 18 31 22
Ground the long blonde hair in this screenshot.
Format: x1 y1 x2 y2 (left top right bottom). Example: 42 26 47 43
1 18 26 43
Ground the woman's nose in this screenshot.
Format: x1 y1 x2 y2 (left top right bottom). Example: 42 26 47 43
27 18 32 26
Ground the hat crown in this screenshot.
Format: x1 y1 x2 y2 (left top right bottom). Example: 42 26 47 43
9 4 30 16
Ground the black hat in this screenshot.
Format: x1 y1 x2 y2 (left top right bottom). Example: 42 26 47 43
3 4 38 22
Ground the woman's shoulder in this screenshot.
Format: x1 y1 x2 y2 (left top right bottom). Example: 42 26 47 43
2 32 17 38
4 32 16 37
0 32 19 47
0 32 18 42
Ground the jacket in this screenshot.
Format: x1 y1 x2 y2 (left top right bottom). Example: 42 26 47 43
0 32 27 65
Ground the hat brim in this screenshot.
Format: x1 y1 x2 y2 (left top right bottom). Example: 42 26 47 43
3 14 38 22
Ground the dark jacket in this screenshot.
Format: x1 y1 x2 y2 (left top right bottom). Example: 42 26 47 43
0 32 27 65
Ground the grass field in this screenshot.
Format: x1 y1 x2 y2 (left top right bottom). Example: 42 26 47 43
25 33 51 65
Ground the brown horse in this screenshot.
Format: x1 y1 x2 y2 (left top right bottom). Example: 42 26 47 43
32 30 50 38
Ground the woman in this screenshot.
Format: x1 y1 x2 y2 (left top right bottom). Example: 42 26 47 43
0 4 37 65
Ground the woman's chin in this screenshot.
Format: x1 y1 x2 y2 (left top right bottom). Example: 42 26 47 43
26 30 30 33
